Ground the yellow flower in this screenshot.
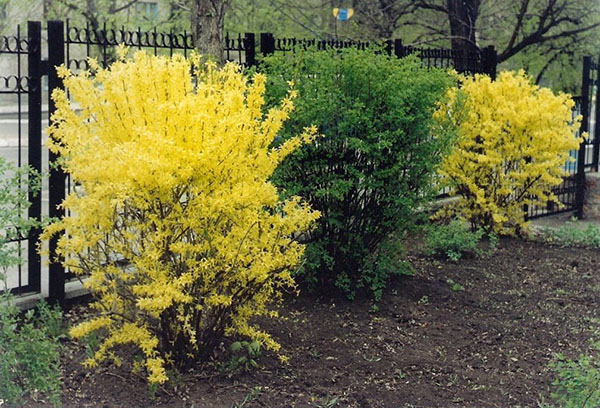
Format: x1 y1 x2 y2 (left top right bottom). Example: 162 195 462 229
43 51 319 384
435 70 582 234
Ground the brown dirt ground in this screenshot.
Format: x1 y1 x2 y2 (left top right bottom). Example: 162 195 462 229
24 236 600 407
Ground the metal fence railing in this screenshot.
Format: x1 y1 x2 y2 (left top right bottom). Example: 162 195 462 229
3 19 597 303
525 96 591 219
0 22 42 297
257 33 497 78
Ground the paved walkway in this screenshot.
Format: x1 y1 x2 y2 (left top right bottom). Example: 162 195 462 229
529 210 600 231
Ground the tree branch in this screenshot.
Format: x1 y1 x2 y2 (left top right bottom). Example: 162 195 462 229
414 0 447 13
499 21 600 62
535 48 565 84
506 0 530 51
268 0 332 39
111 0 140 14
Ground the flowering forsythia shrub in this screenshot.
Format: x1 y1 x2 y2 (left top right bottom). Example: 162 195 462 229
435 70 583 234
42 50 318 384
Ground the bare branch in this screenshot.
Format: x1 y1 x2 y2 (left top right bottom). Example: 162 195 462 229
499 21 600 62
505 0 529 51
268 0 332 38
413 0 447 13
111 0 140 14
535 49 565 84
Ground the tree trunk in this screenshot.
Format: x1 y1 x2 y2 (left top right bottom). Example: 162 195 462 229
446 0 481 72
192 0 227 63
327 0 336 40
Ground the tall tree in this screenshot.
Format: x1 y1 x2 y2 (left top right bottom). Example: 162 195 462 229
44 0 230 63
345 0 600 88
191 0 228 62
446 0 480 55
203 0 600 88
407 0 600 64
167 0 229 62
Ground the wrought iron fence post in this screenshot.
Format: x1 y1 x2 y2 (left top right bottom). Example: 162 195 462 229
393 39 404 59
244 33 256 67
47 20 66 303
385 39 393 57
27 21 42 293
260 33 275 56
592 54 600 172
482 45 497 80
575 56 592 218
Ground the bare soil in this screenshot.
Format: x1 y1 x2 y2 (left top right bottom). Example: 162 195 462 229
26 237 600 407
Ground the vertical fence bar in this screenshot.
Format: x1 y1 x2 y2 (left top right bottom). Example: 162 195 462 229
575 56 592 218
137 25 142 51
394 39 403 59
85 20 91 60
17 24 23 286
482 46 497 80
385 39 393 56
65 20 71 70
260 32 275 56
592 55 600 172
102 22 108 67
153 27 158 56
183 30 188 58
27 21 42 293
17 25 22 168
224 32 230 61
244 33 255 67
47 20 66 303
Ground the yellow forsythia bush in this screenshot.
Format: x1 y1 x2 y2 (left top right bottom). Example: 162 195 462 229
42 50 319 384
435 70 583 234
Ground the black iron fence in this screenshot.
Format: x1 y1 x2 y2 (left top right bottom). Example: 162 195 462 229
0 22 42 296
0 19 594 302
525 97 586 219
578 58 600 173
526 56 600 219
257 33 497 78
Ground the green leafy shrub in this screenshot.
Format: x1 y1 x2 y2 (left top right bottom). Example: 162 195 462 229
221 340 262 373
261 48 455 298
0 157 61 406
550 338 600 407
360 231 413 301
0 299 64 406
425 220 486 261
0 157 40 273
